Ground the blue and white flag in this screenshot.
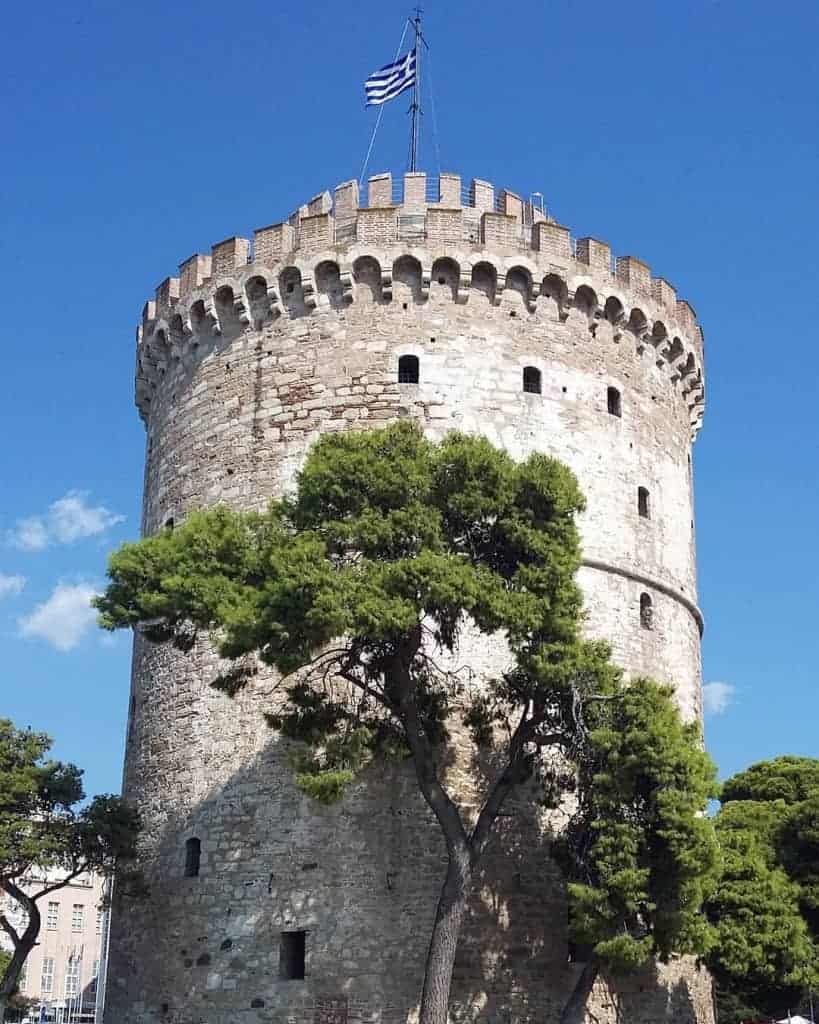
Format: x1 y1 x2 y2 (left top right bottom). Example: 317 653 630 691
365 50 416 106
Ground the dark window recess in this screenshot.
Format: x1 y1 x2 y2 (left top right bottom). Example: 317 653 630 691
279 931 306 980
184 838 201 878
607 387 622 417
640 593 653 630
522 366 542 394
398 354 419 384
638 487 651 519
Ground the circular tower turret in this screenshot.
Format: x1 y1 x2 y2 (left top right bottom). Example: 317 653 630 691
107 170 709 1024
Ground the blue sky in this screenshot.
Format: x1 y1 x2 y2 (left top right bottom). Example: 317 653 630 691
1 0 817 799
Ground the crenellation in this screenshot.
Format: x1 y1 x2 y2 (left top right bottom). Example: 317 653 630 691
254 222 295 264
576 237 612 276
298 212 334 253
481 211 518 248
652 277 677 312
616 255 652 294
500 189 524 222
437 172 461 206
306 191 332 217
403 172 427 213
470 178 495 212
155 276 180 314
368 172 393 208
179 254 212 297
211 237 249 276
333 180 359 225
533 221 572 261
676 298 696 332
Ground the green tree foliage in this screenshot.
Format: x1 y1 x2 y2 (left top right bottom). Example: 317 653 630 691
555 678 720 1024
97 422 625 1024
707 756 819 1022
0 719 141 1023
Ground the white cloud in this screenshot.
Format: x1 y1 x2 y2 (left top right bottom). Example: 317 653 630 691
8 492 124 551
0 574 26 598
702 681 736 717
19 582 99 652
11 517 49 552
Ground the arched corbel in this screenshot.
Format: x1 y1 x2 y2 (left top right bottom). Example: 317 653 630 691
419 263 431 301
301 273 317 311
338 268 354 304
203 296 221 335
381 266 393 303
494 271 506 306
233 293 251 326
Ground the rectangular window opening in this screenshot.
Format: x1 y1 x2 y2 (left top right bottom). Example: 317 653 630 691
279 930 306 981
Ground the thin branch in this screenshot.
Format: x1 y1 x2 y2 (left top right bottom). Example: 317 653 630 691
33 866 85 900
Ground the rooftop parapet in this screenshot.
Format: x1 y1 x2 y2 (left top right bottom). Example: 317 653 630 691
136 169 706 435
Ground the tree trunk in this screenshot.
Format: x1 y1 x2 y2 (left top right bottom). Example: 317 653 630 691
559 957 601 1024
0 880 42 1024
419 844 472 1024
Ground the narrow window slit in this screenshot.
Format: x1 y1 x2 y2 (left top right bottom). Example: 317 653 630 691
607 387 622 417
398 354 419 384
522 366 542 395
184 837 201 878
279 931 306 980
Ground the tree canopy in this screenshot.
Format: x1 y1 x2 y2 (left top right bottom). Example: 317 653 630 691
0 719 141 1022
555 677 720 1024
96 421 719 1024
707 756 819 1022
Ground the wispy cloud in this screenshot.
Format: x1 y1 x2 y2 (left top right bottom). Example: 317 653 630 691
19 582 98 652
0 574 26 599
8 492 124 551
703 681 736 717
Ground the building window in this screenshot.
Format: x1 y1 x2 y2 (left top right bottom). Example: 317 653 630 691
607 386 622 417
397 354 419 384
71 904 84 931
41 958 55 996
46 902 59 930
96 907 104 934
522 366 542 394
184 837 201 878
279 931 306 980
89 959 100 995
638 487 651 519
18 960 27 992
640 593 653 630
65 956 81 998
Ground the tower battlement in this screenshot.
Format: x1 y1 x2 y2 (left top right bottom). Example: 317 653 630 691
137 171 705 438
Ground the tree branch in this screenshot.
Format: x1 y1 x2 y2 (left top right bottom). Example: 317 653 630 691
33 866 86 900
391 626 469 856
469 708 537 861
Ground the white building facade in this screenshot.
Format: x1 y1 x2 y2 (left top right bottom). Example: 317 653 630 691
2 871 108 1022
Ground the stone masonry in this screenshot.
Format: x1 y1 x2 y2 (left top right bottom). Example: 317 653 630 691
106 171 711 1024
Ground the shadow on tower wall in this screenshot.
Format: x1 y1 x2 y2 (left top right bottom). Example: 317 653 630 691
106 690 710 1024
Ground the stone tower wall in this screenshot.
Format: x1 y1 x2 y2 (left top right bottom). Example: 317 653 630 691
106 171 711 1024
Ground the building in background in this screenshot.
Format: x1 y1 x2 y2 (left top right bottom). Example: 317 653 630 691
1 871 107 1022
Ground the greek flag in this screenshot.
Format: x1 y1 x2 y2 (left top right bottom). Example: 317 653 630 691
365 50 416 106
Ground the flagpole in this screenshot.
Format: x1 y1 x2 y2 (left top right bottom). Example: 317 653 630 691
409 8 422 171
